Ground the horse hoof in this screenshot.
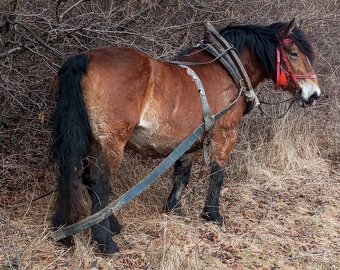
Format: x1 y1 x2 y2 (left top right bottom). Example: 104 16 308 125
164 201 182 216
56 236 74 248
97 240 119 255
202 211 224 226
167 207 183 216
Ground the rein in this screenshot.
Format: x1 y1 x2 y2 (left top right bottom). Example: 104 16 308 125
170 46 238 67
258 98 295 119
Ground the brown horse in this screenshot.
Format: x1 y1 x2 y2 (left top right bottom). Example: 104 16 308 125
52 19 320 253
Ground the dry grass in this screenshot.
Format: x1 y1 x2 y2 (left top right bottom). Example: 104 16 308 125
1 0 339 269
1 152 339 269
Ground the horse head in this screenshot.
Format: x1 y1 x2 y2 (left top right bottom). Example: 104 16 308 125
276 18 321 107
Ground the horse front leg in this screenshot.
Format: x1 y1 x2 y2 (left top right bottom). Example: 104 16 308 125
165 154 193 215
202 127 238 225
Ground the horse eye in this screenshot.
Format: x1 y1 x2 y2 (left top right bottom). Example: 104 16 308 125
289 51 299 59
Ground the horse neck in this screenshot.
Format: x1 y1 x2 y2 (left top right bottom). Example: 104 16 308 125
239 48 267 88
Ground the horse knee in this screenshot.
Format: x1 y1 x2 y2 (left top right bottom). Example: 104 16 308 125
173 156 192 179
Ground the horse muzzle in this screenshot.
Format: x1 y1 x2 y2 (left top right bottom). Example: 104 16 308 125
296 81 321 107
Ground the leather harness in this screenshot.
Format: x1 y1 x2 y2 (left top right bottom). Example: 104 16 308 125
174 22 259 135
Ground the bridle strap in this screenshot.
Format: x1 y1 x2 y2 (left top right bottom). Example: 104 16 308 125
276 37 317 91
280 47 300 88
295 74 317 79
275 49 281 90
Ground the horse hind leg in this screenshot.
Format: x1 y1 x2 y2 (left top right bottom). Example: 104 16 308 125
165 154 193 215
82 158 122 236
82 143 124 254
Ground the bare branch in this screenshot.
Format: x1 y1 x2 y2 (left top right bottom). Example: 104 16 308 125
0 45 25 58
6 20 64 59
57 0 89 22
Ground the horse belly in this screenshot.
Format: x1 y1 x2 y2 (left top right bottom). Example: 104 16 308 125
128 125 180 157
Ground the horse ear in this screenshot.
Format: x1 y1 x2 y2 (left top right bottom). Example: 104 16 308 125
281 18 296 38
297 19 303 28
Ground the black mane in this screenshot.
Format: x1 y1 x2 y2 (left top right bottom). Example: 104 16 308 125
175 22 314 79
218 22 314 78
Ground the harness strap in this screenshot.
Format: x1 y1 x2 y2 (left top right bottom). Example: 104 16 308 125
52 122 207 242
203 22 259 114
171 22 259 115
179 64 215 132
201 43 243 88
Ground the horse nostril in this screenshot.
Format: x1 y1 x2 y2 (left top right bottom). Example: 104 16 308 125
311 92 319 101
308 92 319 104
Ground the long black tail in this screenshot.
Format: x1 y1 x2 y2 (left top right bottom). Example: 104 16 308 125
52 54 91 228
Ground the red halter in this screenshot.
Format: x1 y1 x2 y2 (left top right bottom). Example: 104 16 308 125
275 38 317 90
